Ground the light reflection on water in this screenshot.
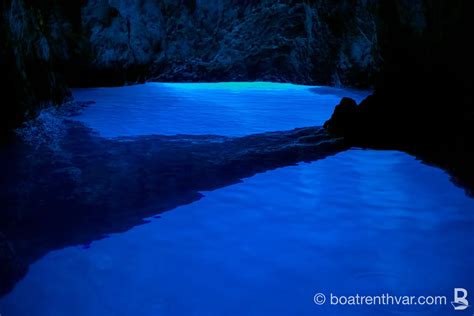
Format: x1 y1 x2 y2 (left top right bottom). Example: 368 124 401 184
71 82 369 138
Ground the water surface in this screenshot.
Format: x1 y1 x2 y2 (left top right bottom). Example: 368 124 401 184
1 83 472 316
72 82 368 137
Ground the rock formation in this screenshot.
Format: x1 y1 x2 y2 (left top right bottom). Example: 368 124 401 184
1 0 381 134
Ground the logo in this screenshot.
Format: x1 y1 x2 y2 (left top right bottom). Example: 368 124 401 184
452 288 469 311
313 293 326 305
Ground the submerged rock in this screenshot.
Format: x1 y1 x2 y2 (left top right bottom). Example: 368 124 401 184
0 120 348 296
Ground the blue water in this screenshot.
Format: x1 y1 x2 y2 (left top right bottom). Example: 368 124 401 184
1 83 473 315
71 82 368 137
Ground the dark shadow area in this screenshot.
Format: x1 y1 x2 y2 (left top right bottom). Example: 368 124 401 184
323 1 474 196
0 122 347 296
325 96 474 197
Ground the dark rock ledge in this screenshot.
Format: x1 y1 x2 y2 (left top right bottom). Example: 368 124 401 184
324 96 474 196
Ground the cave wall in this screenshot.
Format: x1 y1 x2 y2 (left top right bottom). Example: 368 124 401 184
325 0 473 146
74 0 380 87
1 0 384 133
0 0 77 135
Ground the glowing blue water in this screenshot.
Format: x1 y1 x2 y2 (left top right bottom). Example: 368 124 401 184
1 83 473 315
71 82 368 137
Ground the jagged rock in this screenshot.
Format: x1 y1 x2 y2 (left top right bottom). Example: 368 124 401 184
324 97 359 135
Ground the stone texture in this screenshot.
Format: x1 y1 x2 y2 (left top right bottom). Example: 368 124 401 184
77 0 380 86
0 0 75 136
